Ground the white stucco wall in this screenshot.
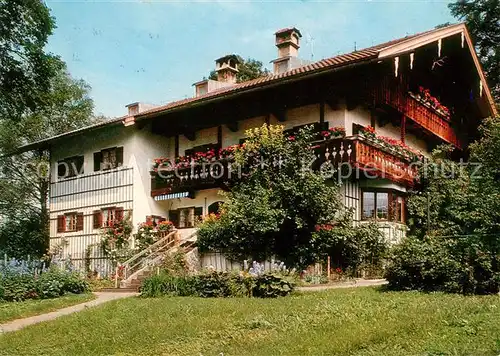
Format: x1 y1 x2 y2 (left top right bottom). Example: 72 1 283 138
223 116 267 146
179 127 218 154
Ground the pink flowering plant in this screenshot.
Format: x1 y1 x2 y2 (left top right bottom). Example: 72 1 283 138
359 125 422 161
320 127 346 139
412 86 451 118
100 214 133 263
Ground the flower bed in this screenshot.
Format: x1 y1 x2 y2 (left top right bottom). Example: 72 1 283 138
0 258 89 302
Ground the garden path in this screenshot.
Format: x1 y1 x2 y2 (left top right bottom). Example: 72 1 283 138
0 292 138 334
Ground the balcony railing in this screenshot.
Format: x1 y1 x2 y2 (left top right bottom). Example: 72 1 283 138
151 136 419 197
371 79 461 149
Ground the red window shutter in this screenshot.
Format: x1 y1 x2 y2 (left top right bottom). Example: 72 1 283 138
76 213 84 231
93 210 102 229
115 208 124 222
57 215 66 233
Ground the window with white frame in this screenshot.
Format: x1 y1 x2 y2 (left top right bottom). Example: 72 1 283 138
362 190 405 223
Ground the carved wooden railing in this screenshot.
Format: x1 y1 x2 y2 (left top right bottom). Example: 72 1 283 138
371 79 461 149
317 137 418 185
354 140 418 184
152 135 420 197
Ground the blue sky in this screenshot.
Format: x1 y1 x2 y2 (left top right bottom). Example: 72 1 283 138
46 0 455 118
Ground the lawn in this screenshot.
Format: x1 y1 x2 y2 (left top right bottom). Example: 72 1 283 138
0 294 95 324
0 287 499 356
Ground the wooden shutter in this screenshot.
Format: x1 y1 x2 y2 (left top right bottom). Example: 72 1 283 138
169 210 179 228
93 152 102 172
194 207 203 219
76 213 84 231
93 210 102 229
115 207 124 222
116 147 124 167
57 215 66 233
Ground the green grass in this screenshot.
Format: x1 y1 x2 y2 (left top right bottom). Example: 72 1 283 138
0 287 499 356
0 294 95 324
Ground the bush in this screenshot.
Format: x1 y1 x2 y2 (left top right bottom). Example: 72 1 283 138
0 267 89 302
0 274 38 301
253 274 295 298
140 271 294 298
140 273 195 297
385 236 500 294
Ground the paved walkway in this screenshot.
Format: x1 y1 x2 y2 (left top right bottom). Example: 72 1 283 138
297 278 388 292
0 292 138 334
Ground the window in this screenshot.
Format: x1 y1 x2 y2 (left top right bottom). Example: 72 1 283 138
169 207 203 228
362 192 375 219
57 212 83 233
362 190 405 223
208 201 223 215
93 207 124 228
376 192 389 220
93 147 123 171
57 156 84 179
145 215 166 227
65 213 77 232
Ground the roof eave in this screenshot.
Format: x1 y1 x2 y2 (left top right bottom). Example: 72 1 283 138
136 55 379 121
378 23 497 117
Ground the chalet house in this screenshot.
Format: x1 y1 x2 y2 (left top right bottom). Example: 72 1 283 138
18 24 497 275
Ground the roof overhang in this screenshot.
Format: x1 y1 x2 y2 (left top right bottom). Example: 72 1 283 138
377 23 497 117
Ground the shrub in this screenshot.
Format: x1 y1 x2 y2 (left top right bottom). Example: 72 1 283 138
385 236 500 294
0 266 89 302
253 274 295 298
140 273 195 297
0 274 38 301
140 271 294 298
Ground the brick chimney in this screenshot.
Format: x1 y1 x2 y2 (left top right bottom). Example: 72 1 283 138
215 54 240 84
271 27 303 74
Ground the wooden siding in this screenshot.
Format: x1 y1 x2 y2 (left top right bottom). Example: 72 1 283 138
49 167 134 276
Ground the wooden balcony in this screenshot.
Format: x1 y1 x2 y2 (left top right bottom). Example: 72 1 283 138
316 137 418 185
372 80 461 149
151 160 233 197
151 136 418 197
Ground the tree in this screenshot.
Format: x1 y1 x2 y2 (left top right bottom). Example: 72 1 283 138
208 56 270 83
449 0 500 102
0 62 95 257
0 0 59 120
197 125 385 269
386 117 500 294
